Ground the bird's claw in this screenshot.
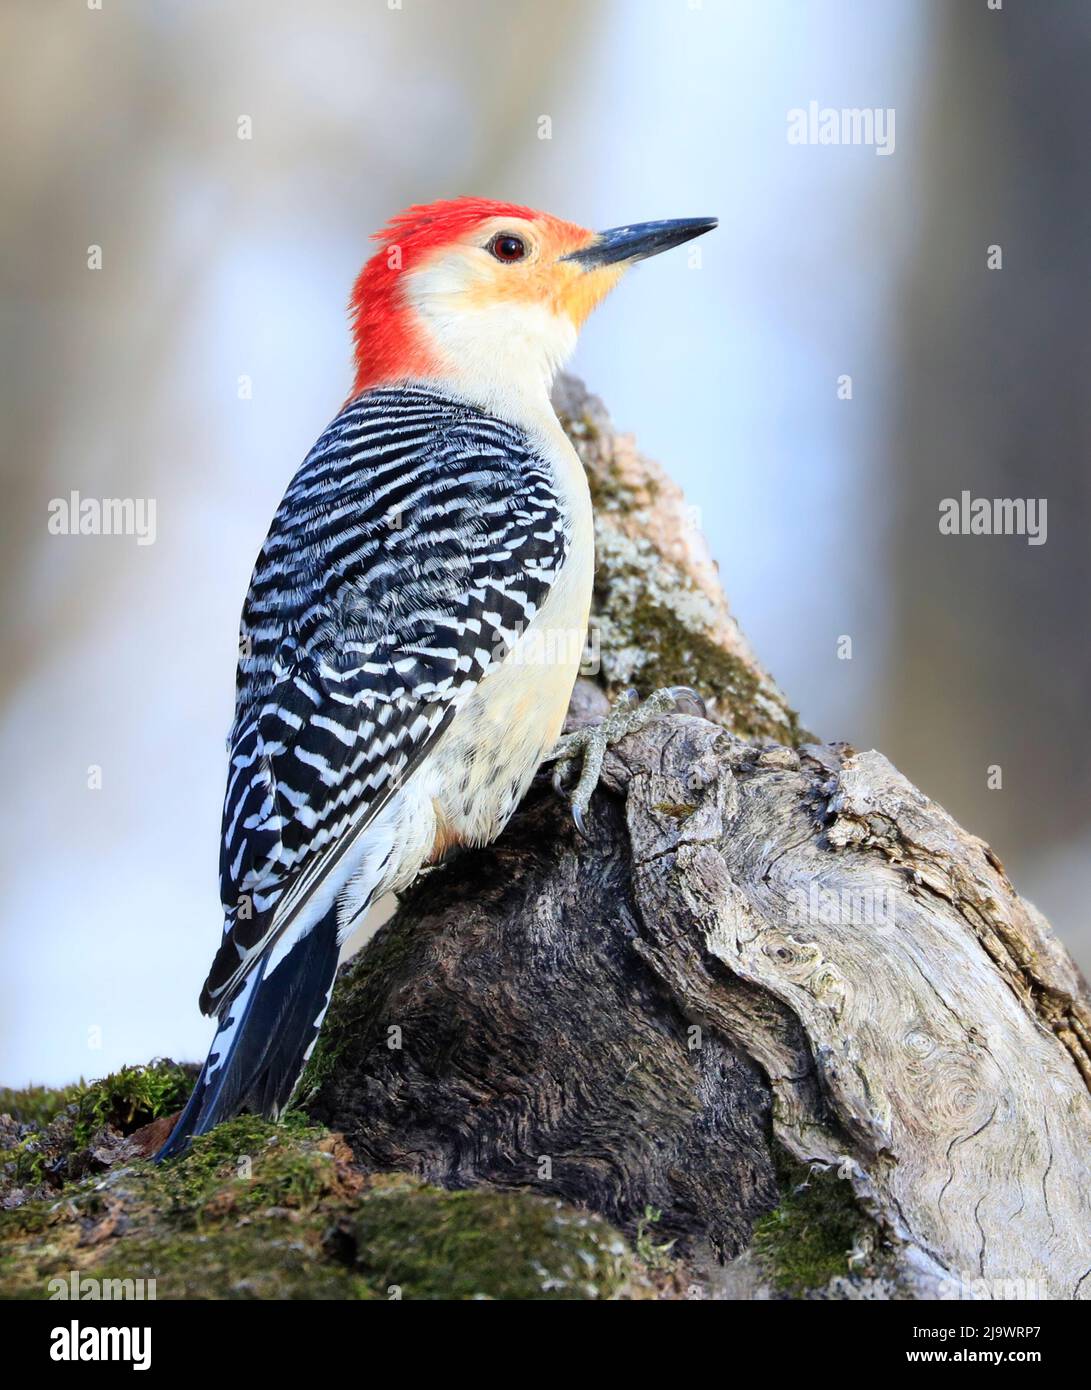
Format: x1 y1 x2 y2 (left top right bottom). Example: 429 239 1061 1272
546 685 706 835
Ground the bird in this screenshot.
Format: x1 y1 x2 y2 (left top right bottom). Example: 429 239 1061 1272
156 197 717 1160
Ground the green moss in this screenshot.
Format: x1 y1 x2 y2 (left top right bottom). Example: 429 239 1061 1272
0 1137 47 1189
337 1179 643 1300
634 1205 677 1270
0 1060 198 1209
589 535 806 746
83 1227 376 1301
624 595 798 743
0 1112 653 1300
70 1060 193 1147
751 1150 866 1295
4 1057 193 1150
0 1116 360 1299
151 1113 340 1225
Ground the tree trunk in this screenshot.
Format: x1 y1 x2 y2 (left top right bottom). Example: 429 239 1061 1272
305 376 1091 1299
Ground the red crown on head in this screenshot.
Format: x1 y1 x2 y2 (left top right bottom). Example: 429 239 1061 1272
348 197 539 396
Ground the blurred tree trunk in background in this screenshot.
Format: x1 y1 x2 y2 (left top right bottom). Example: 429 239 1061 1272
885 3 1091 955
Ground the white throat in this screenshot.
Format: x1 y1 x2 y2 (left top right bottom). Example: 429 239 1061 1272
405 267 577 425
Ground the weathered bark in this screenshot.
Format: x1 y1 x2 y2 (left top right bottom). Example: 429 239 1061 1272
305 377 1091 1299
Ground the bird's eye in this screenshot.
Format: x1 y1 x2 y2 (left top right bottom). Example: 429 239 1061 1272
488 233 527 263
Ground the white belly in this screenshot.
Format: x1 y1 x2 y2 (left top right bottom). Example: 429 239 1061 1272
425 539 594 851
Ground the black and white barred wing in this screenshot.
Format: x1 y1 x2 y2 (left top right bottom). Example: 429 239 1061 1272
202 389 567 1017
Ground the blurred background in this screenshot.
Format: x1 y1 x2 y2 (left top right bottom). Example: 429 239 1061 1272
2 0 1088 1086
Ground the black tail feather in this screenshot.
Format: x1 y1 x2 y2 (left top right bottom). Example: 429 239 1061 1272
155 907 340 1162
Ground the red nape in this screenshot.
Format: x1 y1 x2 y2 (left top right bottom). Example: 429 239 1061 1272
348 197 538 397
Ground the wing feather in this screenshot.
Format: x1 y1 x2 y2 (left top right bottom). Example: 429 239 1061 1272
201 387 567 1015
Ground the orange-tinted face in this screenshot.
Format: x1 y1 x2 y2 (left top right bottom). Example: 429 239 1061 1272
349 198 716 402
426 211 627 331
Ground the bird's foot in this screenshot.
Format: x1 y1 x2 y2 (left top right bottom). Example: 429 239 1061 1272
545 685 705 835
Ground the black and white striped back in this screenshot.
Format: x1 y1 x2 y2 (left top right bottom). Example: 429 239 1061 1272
205 384 568 1013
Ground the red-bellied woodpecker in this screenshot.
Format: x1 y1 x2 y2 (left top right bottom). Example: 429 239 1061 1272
157 198 717 1159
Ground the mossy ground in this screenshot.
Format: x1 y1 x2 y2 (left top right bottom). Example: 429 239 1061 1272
0 1060 195 1202
332 1181 649 1300
1 1075 660 1300
0 1115 370 1299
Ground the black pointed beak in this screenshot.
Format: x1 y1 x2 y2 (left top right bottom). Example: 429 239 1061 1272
563 217 718 269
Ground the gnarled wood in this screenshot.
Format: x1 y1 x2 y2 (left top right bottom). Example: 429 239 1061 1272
310 715 1091 1298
